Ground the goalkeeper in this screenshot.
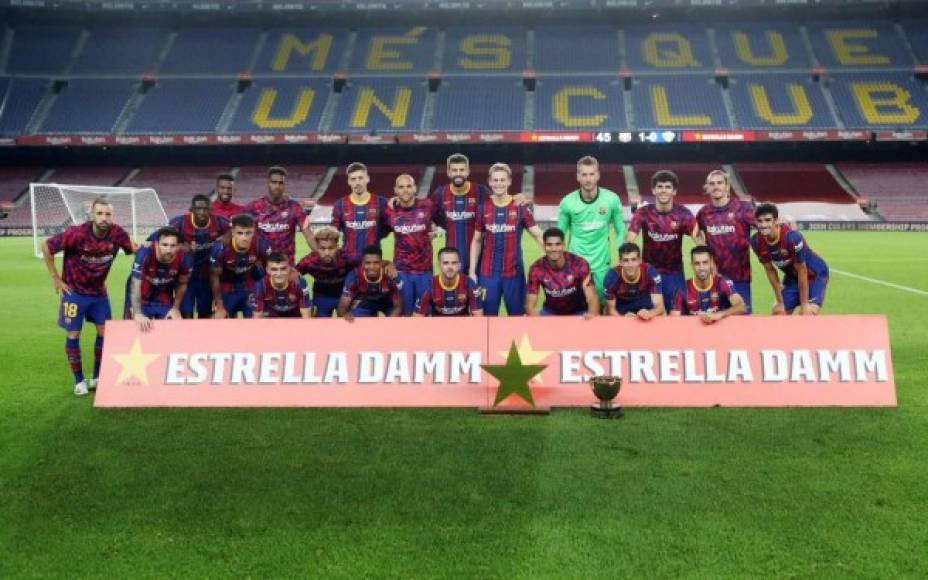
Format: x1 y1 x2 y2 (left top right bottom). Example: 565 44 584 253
557 156 626 304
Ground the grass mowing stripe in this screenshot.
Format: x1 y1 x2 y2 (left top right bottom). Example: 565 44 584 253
830 268 928 297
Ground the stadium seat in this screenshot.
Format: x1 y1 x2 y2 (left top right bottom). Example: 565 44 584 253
0 78 50 136
534 76 626 131
228 78 331 133
253 28 350 75
432 76 525 131
126 80 235 134
624 24 713 72
348 27 437 74
532 163 626 205
631 76 732 130
0 167 45 203
715 23 811 71
827 73 928 128
728 74 835 129
125 165 231 217
45 166 131 187
806 22 911 69
328 77 428 133
533 26 619 73
159 28 261 74
6 25 81 75
233 165 327 203
40 80 138 134
736 163 856 203
72 27 168 74
442 27 526 74
901 20 928 65
633 163 719 207
838 163 928 221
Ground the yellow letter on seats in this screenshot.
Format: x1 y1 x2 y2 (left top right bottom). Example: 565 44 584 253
827 29 890 66
252 88 315 129
643 33 700 68
553 87 608 127
652 85 711 126
351 87 412 128
366 27 426 71
851 82 919 124
733 31 788 66
750 84 812 125
458 35 511 70
271 33 333 72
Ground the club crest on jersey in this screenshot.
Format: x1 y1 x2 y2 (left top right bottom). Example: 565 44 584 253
728 212 735 220
780 249 790 257
710 292 719 302
598 206 606 215
508 210 518 219
670 221 678 229
457 293 467 302
288 293 296 301
417 212 425 219
567 274 574 282
281 211 289 219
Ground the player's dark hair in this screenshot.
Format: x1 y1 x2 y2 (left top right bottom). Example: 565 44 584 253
651 170 679 189
447 153 469 167
347 162 368 175
362 245 382 258
267 166 288 179
691 245 714 260
230 214 255 229
755 202 779 220
190 194 211 208
543 227 565 243
267 252 287 264
156 226 181 243
438 246 460 259
618 242 641 258
216 173 235 183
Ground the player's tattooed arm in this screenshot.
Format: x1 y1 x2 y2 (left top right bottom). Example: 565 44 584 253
302 218 320 252
582 275 599 319
336 295 354 322
524 292 540 317
169 274 189 320
130 278 152 332
41 240 71 295
527 225 545 248
468 232 484 282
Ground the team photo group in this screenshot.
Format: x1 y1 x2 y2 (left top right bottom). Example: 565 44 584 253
42 154 829 395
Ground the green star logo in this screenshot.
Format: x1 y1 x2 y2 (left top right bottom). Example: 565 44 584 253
482 341 548 408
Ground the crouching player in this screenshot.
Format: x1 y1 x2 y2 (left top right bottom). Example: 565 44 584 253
128 227 192 332
525 227 598 317
210 214 271 319
296 227 358 318
750 203 829 315
603 243 665 319
414 247 483 316
255 252 312 318
337 246 403 321
672 246 745 323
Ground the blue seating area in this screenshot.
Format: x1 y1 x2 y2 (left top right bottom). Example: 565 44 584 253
534 76 626 131
329 77 427 133
902 21 928 65
0 78 49 136
728 74 835 129
41 79 137 134
72 27 168 74
715 24 811 71
828 73 928 128
6 26 80 75
443 27 526 73
631 77 731 130
432 76 524 131
625 25 713 72
126 80 234 133
533 26 618 73
253 29 349 75
348 27 437 74
806 22 912 69
228 78 331 133
159 28 260 74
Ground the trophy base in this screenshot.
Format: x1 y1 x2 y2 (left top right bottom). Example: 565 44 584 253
590 403 624 419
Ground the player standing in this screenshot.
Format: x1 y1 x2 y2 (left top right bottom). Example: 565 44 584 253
210 173 244 220
255 252 312 318
128 227 192 332
626 170 699 310
750 203 829 315
331 162 389 264
295 227 359 318
41 198 135 396
672 246 746 323
603 243 665 319
244 166 314 263
557 156 626 302
210 214 271 319
525 227 598 317
385 173 440 315
431 154 491 275
415 247 483 316
469 163 545 316
696 169 756 313
337 246 402 320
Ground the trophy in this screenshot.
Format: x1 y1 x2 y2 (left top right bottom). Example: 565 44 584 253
590 375 623 419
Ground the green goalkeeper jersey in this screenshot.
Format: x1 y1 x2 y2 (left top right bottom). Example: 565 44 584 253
557 187 626 272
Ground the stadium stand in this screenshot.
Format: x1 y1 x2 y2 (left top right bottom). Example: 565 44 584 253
71 27 168 75
232 165 327 202
0 167 44 202
534 76 627 131
902 20 928 65
631 77 732 130
624 24 713 72
532 163 627 205
126 80 234 134
253 29 350 75
432 76 525 131
159 28 261 75
442 27 526 74
533 26 619 73
827 73 928 129
5 25 80 75
0 78 50 136
838 163 928 222
728 74 836 129
714 23 812 71
44 166 129 187
316 165 427 204
632 163 718 207
348 27 437 74
328 77 428 133
228 78 331 133
806 22 912 69
125 165 230 216
40 79 138 134
736 163 855 203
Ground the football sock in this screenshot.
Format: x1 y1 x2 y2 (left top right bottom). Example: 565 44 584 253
93 335 104 379
66 337 84 384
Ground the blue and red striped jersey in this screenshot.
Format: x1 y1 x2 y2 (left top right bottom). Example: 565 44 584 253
696 199 755 283
527 252 591 314
255 275 310 318
209 237 271 293
295 250 359 298
160 213 229 280
331 194 388 263
131 245 193 307
211 199 244 221
673 275 738 315
603 263 663 306
386 198 439 274
628 204 697 274
46 222 133 297
341 266 400 306
475 199 536 278
431 182 489 273
750 224 828 284
244 196 307 262
416 274 483 316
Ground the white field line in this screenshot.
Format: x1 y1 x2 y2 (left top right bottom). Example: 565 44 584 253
830 268 928 297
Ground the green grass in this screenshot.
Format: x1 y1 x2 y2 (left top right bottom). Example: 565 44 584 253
1 232 927 578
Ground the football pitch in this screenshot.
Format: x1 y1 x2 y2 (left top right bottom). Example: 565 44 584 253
1 232 926 578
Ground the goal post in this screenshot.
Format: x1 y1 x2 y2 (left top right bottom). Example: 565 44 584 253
30 183 169 257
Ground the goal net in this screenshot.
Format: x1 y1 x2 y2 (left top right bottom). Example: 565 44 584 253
31 183 168 258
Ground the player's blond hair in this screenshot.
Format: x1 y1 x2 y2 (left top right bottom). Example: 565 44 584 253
705 169 730 185
488 163 512 178
314 227 340 244
576 156 599 171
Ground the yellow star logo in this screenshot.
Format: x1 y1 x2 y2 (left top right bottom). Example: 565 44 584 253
111 337 159 385
498 333 552 384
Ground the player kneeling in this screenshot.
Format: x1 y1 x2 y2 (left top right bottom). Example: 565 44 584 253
337 246 403 321
525 227 598 318
672 246 746 323
128 226 192 332
210 214 270 319
603 242 665 319
255 253 312 318
296 227 359 318
750 203 829 315
414 247 483 316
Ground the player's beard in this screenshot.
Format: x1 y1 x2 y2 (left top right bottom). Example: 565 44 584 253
452 176 466 188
